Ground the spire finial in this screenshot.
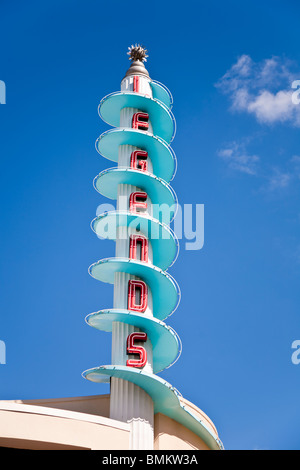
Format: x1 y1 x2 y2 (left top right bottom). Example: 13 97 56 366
127 44 148 63
123 44 150 79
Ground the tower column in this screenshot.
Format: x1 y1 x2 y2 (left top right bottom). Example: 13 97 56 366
109 75 155 448
84 44 193 450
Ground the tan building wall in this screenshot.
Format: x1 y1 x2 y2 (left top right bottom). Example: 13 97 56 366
154 397 218 451
0 394 220 450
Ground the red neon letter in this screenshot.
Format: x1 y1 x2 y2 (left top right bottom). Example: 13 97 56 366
128 280 148 312
133 75 139 93
126 332 147 368
132 112 149 131
129 191 147 213
130 150 148 172
129 234 148 263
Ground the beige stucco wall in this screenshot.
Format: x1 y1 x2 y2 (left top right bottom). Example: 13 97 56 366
18 394 111 418
154 397 219 450
0 394 219 450
0 398 129 450
178 396 219 437
154 413 210 450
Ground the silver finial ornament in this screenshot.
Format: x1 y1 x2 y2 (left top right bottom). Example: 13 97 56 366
124 44 150 79
127 44 149 63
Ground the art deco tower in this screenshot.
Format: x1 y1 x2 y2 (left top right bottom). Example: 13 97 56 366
82 45 223 451
0 46 223 452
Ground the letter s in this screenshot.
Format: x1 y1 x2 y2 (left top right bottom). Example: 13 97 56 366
126 332 147 368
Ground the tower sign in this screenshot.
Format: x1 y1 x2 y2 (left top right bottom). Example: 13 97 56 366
82 45 223 451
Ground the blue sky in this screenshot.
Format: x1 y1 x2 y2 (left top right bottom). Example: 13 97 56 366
0 0 300 450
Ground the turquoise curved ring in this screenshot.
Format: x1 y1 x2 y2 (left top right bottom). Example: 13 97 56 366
88 257 180 320
98 92 176 144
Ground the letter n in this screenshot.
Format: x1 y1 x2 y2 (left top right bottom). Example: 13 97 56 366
129 234 148 262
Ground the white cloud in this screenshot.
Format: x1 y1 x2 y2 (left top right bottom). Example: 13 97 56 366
218 142 300 192
247 90 295 124
264 168 291 191
216 55 300 126
218 141 260 175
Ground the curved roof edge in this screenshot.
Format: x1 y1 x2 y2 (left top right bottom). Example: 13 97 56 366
82 365 224 450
